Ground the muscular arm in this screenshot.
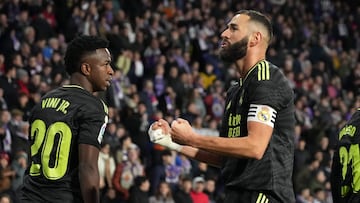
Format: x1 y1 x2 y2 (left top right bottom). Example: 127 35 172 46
149 120 224 167
173 120 273 160
79 144 100 203
178 146 224 168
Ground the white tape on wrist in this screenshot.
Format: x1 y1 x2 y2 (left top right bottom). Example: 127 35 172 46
168 141 182 152
148 125 182 152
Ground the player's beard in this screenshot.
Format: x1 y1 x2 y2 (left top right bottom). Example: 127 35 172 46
219 36 248 63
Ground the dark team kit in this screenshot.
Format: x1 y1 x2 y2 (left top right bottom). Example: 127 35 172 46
19 85 108 202
220 60 295 202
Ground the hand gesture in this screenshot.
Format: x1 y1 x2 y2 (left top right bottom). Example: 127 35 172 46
171 118 196 145
148 119 182 152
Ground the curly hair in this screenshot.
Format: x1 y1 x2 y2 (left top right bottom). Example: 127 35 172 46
64 35 109 75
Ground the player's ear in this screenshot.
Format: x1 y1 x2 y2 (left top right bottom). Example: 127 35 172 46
249 31 262 47
80 63 91 76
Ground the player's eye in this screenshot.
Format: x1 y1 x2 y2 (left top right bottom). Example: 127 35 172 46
230 25 238 31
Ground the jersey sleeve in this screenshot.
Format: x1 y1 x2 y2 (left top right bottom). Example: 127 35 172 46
77 99 108 149
247 71 293 112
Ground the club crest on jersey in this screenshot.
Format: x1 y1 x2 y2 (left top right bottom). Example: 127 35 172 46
257 107 270 122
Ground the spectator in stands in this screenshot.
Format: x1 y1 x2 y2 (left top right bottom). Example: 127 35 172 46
0 65 18 110
0 110 11 154
128 176 150 203
190 176 209 203
149 181 175 203
113 144 145 202
150 149 181 195
0 152 15 201
0 89 7 111
98 142 116 203
173 175 193 203
10 150 27 193
203 178 217 203
114 134 133 164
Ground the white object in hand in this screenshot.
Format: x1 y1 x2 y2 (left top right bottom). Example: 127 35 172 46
148 124 182 152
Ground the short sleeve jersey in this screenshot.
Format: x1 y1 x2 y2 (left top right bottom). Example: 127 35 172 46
220 60 295 202
331 109 360 203
21 85 109 202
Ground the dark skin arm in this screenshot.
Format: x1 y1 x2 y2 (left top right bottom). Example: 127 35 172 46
79 144 100 203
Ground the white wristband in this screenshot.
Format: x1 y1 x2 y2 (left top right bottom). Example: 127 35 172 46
167 140 182 152
148 125 182 152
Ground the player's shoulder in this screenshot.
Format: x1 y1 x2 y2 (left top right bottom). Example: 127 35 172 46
250 60 284 82
345 109 360 126
61 85 108 114
227 80 241 93
338 109 360 142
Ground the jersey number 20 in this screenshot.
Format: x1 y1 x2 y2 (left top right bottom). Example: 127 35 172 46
29 119 72 180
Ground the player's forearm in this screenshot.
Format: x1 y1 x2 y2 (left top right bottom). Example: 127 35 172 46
79 164 100 203
179 145 223 168
191 134 263 159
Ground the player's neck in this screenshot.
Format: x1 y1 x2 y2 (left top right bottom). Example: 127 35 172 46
235 52 266 78
70 73 93 93
236 57 265 78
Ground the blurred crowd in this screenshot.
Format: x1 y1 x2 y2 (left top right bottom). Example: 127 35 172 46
0 0 359 203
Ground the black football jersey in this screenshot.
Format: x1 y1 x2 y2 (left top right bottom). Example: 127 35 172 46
20 85 109 202
331 109 360 203
220 60 295 202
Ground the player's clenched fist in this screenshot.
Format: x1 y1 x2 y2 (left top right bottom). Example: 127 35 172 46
148 119 182 152
170 118 197 146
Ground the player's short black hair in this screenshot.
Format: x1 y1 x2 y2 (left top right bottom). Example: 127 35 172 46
235 10 273 43
64 35 109 75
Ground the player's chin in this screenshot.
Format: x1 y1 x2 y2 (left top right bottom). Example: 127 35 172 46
102 81 111 90
96 85 109 92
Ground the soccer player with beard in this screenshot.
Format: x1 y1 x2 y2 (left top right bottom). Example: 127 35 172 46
148 10 295 203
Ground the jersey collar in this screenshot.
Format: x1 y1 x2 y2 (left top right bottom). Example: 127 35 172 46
62 84 85 89
241 59 266 85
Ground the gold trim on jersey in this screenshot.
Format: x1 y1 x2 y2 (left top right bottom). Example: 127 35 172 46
226 60 267 115
256 193 269 203
257 61 270 81
226 101 232 110
62 85 84 89
101 100 109 114
243 61 260 82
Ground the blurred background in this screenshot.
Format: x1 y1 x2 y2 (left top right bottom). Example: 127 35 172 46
0 0 359 202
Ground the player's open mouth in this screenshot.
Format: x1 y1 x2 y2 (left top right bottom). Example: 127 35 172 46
221 41 230 48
